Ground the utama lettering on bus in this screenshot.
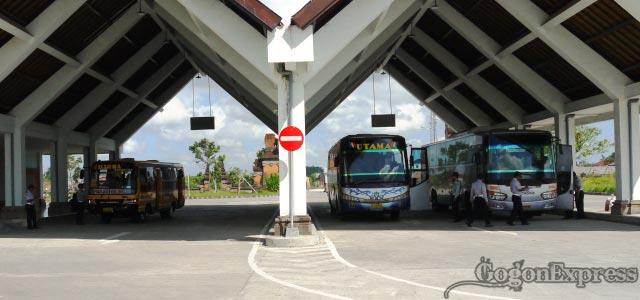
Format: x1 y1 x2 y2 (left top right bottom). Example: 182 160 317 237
350 142 398 150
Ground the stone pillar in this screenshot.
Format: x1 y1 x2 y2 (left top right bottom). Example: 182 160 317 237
3 133 11 207
629 99 640 202
12 126 26 207
55 137 68 203
566 114 577 169
613 97 631 214
554 113 568 144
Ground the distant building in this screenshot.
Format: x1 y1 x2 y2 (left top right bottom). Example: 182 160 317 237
253 134 279 187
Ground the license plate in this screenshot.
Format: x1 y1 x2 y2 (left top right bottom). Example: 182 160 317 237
371 203 383 210
102 207 114 213
523 204 532 209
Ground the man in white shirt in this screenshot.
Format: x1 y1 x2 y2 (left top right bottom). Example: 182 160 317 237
508 172 529 225
24 184 39 229
467 176 492 227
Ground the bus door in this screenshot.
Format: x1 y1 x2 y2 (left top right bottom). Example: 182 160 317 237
154 168 162 211
556 144 574 210
409 147 430 210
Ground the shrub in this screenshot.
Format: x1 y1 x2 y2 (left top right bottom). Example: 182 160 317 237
582 175 615 194
265 173 279 192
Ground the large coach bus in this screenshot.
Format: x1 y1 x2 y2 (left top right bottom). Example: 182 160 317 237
88 159 186 223
413 130 572 213
326 134 411 220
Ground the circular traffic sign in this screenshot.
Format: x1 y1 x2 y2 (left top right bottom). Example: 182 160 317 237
279 125 304 151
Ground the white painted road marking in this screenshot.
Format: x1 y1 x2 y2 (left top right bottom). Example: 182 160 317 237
471 226 518 236
308 207 520 300
248 211 352 300
99 232 131 245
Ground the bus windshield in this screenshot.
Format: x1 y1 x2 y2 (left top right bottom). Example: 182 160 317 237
91 167 136 194
342 149 407 185
487 134 555 185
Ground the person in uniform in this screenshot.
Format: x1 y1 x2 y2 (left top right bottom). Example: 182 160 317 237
451 172 463 222
573 172 585 219
467 175 492 227
508 172 529 225
24 185 39 229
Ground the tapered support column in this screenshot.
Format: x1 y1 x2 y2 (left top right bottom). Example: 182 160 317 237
55 136 68 203
629 99 640 201
12 127 25 206
613 98 631 203
3 133 11 207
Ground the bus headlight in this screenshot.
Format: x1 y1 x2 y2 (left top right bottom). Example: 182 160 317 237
540 191 556 200
123 200 137 205
489 192 508 201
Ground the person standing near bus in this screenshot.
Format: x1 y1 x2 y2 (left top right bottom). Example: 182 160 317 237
75 183 87 225
573 172 585 219
508 172 529 225
467 176 492 227
451 172 463 222
24 185 39 229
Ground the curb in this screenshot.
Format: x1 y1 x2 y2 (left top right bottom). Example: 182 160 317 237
547 210 640 226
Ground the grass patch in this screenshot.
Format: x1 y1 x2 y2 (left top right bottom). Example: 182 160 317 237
187 190 278 199
581 175 615 194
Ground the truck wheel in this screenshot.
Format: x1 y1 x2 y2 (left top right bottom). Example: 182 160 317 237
101 213 112 224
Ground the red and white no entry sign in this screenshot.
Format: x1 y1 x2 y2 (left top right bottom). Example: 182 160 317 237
279 125 304 151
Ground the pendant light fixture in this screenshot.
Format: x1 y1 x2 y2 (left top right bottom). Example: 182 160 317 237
371 72 396 127
190 74 215 130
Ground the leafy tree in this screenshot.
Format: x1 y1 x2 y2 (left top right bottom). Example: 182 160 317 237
188 138 220 189
265 173 279 192
68 155 83 179
256 148 266 159
306 166 324 177
602 152 615 165
575 126 613 166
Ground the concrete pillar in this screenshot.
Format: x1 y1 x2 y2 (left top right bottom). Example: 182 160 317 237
554 113 568 144
613 98 631 202
3 133 11 206
629 99 640 201
55 137 68 203
277 66 307 217
566 114 577 169
12 126 25 206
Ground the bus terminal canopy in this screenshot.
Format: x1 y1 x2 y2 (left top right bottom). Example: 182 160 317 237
0 0 639 204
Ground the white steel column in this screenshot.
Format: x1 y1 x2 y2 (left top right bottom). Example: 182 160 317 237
613 98 631 201
12 127 26 206
554 113 568 144
3 133 11 206
55 133 68 203
277 66 307 217
629 99 640 201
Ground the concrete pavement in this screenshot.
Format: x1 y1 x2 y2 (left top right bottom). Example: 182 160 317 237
1 193 639 299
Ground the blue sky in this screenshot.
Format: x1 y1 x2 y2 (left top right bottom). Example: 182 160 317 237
121 0 616 176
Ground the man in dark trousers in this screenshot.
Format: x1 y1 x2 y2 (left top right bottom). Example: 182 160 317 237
467 175 492 227
563 172 585 219
24 184 39 229
508 172 529 225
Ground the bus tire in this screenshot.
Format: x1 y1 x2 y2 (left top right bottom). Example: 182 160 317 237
101 213 112 224
390 211 400 221
161 204 173 219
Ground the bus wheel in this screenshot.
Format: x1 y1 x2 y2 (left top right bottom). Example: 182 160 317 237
101 213 112 224
390 211 400 221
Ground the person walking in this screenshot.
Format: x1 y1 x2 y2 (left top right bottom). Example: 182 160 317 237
563 172 585 219
508 172 529 225
450 172 463 222
467 175 492 227
573 172 585 219
24 185 39 229
75 184 87 225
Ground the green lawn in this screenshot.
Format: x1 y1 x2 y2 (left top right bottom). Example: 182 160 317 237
186 190 278 199
581 175 615 194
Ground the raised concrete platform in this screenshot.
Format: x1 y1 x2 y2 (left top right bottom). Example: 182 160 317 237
264 234 320 248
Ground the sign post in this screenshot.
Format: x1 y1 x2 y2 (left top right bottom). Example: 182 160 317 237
279 125 304 235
